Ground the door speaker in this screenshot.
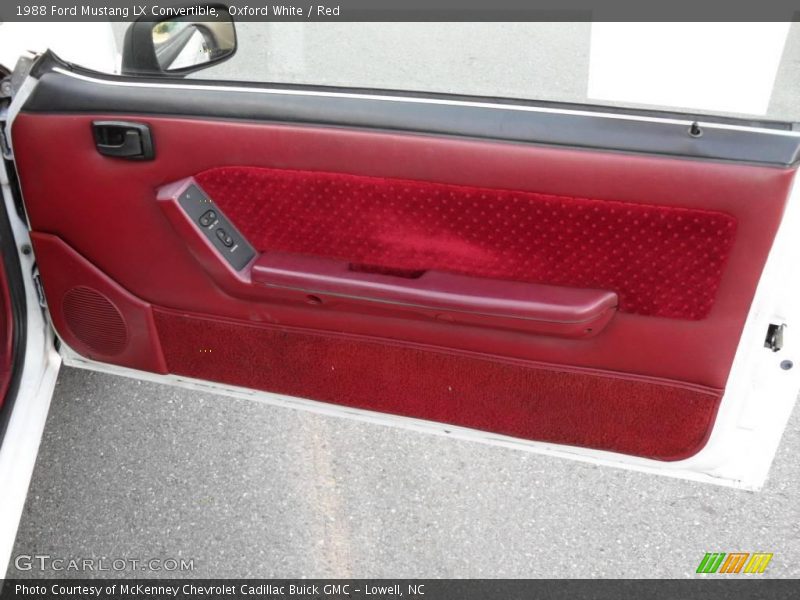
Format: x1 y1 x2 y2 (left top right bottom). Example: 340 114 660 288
62 286 129 356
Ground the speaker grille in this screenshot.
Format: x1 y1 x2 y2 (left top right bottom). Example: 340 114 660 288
62 286 129 355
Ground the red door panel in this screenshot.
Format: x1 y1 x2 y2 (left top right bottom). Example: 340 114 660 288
11 110 796 460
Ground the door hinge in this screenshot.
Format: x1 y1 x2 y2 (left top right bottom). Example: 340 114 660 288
0 117 11 160
0 54 38 160
764 323 786 352
0 100 11 160
32 269 46 308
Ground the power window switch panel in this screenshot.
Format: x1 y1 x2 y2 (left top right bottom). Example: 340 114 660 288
199 210 217 227
216 228 234 247
159 178 256 271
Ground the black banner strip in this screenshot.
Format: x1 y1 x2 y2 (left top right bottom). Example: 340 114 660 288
2 579 800 600
1 1 800 22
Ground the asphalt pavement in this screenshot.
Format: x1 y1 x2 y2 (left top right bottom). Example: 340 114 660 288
7 367 800 578
8 23 800 578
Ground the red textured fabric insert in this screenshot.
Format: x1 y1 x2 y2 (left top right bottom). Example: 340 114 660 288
154 309 721 460
196 166 738 320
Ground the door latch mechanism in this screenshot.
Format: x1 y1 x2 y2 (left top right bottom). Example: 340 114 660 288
764 323 786 352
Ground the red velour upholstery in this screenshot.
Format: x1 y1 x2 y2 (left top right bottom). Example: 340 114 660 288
196 166 737 320
153 307 721 461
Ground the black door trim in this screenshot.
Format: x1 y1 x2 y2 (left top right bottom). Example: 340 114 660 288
21 51 800 167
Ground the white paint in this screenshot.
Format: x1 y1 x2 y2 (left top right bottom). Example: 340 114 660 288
589 23 790 115
0 98 61 576
689 169 800 488
0 22 118 73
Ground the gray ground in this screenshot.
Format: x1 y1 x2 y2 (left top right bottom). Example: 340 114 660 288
112 22 800 121
8 367 800 578
9 23 800 579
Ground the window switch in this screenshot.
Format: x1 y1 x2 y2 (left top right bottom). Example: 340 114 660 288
199 210 217 228
216 228 234 247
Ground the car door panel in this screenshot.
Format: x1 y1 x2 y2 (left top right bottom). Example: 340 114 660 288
9 57 799 463
13 114 794 385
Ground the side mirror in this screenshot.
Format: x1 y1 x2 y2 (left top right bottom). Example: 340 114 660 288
121 5 236 76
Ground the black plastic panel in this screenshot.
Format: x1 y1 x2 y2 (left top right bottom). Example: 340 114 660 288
177 184 255 271
21 52 800 168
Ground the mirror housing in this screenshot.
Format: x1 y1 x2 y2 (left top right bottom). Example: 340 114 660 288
121 5 236 76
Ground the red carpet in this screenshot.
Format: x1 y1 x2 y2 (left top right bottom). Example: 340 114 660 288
154 308 721 461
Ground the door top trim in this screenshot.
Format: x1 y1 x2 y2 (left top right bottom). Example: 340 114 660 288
50 68 800 139
20 52 800 167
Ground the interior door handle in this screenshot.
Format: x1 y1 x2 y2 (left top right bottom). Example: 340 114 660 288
92 121 154 160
